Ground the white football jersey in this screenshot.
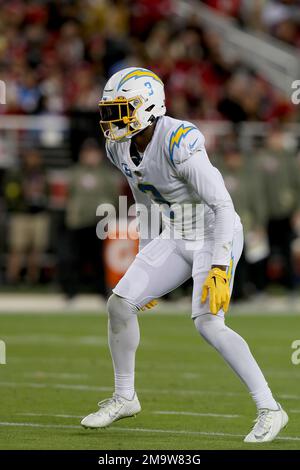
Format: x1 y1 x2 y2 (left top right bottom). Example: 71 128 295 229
106 115 242 266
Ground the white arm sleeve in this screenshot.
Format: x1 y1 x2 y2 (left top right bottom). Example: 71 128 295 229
176 149 235 266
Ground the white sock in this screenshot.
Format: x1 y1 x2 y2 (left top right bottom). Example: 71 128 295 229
107 294 139 400
250 387 279 410
194 314 278 410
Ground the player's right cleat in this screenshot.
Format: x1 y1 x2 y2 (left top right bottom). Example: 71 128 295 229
80 393 141 429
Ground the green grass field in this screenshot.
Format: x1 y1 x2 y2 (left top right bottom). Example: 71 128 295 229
0 311 299 450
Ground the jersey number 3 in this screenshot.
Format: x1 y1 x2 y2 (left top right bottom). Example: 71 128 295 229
138 183 174 219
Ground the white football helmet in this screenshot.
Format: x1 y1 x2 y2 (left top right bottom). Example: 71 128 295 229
99 67 166 141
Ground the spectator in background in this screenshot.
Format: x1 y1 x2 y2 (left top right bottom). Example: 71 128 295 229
261 0 300 46
202 0 300 47
258 126 300 290
4 149 49 284
17 69 42 114
61 139 120 300
201 0 241 18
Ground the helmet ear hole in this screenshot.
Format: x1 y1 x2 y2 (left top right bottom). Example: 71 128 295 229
145 104 155 112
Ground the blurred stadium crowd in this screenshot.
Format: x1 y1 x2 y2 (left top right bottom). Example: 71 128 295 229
1 0 298 119
0 0 300 300
202 0 300 46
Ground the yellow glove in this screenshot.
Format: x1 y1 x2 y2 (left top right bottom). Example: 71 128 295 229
141 299 158 311
201 267 230 315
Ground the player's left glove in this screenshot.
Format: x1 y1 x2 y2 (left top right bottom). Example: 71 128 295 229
141 299 158 311
201 268 230 315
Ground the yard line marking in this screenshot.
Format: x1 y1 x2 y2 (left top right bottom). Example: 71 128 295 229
290 410 300 413
23 372 89 380
18 411 239 419
9 356 109 365
0 422 299 442
1 381 300 400
277 394 300 400
18 413 82 419
153 411 241 418
0 381 47 389
1 335 107 346
0 381 109 392
264 369 300 377
0 422 80 430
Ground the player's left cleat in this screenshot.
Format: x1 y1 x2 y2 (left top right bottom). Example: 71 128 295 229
244 403 288 443
81 393 141 429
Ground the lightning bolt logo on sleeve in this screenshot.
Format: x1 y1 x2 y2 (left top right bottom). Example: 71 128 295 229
169 124 197 166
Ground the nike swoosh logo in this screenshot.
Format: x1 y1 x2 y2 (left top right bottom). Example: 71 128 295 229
254 429 270 440
188 138 198 151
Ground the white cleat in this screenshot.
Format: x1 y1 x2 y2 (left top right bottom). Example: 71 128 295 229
244 403 288 443
81 393 141 429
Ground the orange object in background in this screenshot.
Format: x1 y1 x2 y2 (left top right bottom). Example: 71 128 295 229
103 219 139 289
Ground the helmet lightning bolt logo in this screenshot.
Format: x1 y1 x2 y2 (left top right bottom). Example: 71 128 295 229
169 124 197 165
117 68 163 91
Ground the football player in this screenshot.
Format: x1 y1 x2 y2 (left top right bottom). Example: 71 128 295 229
81 67 288 442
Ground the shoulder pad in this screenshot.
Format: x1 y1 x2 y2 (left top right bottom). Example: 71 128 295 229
167 122 205 166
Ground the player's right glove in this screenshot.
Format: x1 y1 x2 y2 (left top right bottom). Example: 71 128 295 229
201 267 230 315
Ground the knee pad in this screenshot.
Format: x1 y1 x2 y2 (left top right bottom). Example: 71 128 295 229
194 314 227 348
107 294 138 333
